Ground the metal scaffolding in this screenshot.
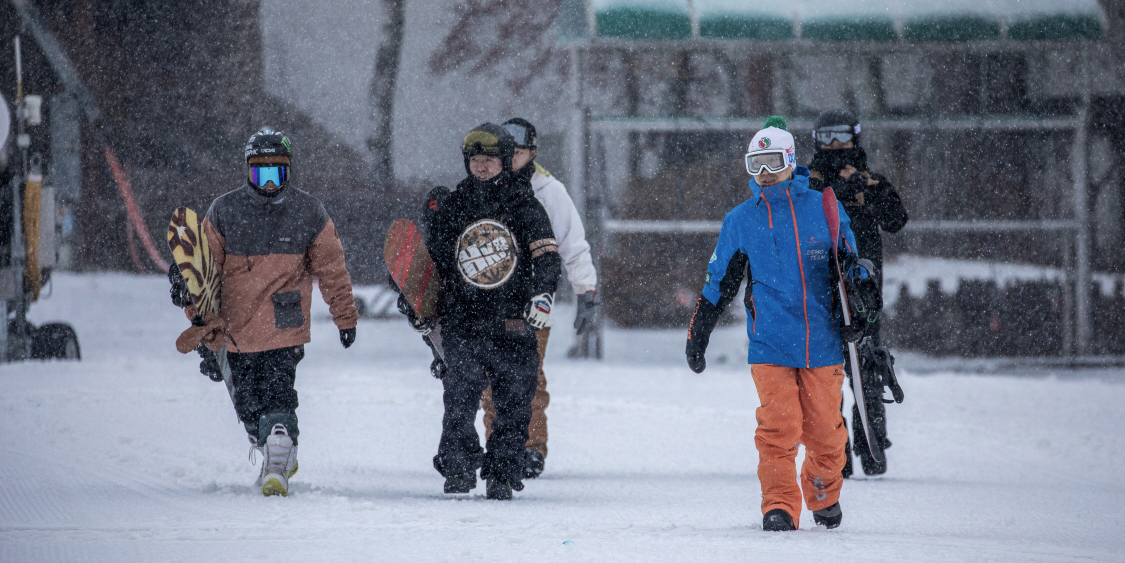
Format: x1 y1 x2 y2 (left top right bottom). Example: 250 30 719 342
565 41 1101 356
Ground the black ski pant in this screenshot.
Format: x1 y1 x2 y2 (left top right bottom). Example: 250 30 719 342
434 328 538 484
229 345 304 446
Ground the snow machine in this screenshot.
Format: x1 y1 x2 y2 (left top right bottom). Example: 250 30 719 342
0 42 80 363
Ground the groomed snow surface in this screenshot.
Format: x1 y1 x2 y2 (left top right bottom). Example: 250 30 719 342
3 273 1123 562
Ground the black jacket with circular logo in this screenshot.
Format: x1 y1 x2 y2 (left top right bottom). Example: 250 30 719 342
425 172 562 335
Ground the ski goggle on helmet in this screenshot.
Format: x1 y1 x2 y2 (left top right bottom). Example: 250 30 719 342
744 148 795 175
501 119 537 149
813 123 860 146
249 164 289 188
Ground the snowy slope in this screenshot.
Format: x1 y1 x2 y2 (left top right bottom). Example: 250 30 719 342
1 273 1123 562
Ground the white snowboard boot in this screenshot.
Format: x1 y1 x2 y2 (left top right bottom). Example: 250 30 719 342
256 424 298 497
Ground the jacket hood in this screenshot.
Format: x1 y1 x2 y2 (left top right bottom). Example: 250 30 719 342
749 165 810 202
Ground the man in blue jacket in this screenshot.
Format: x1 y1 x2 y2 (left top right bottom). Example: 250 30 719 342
685 117 860 531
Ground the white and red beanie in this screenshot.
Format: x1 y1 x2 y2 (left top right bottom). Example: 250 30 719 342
747 129 796 169
747 115 796 169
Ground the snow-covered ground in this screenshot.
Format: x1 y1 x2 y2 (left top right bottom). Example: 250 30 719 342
2 273 1123 562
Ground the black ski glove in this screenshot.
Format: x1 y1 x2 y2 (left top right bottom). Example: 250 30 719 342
833 172 867 205
430 357 446 379
685 295 722 373
168 264 191 308
196 344 223 382
574 291 599 335
340 327 356 349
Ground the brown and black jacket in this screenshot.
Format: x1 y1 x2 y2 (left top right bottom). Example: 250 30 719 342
203 184 358 353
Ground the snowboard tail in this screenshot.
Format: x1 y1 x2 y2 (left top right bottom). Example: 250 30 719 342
167 207 233 396
167 207 221 318
384 219 445 360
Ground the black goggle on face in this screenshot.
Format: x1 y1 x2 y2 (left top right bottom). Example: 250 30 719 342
813 124 858 146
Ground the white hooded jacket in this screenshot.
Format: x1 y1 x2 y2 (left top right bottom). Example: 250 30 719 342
530 162 598 327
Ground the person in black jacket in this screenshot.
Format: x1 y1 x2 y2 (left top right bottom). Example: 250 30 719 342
423 123 562 500
807 109 908 477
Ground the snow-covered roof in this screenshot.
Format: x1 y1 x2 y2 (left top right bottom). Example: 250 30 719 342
558 0 1105 42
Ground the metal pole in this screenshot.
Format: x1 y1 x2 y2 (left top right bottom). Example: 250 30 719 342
590 130 605 359
1073 46 1092 356
567 45 586 215
1062 231 1074 355
566 45 603 359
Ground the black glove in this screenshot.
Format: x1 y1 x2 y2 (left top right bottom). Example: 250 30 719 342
685 296 721 373
686 339 707 373
340 327 356 348
573 291 599 335
430 357 446 379
168 264 191 308
832 171 867 204
196 344 223 382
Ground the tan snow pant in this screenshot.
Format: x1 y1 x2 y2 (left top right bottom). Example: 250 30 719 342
751 363 848 529
482 327 550 457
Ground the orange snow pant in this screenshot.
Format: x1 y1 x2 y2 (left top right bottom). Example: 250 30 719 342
482 327 550 457
751 363 848 529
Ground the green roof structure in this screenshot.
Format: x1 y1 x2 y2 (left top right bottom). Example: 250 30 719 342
560 0 1105 42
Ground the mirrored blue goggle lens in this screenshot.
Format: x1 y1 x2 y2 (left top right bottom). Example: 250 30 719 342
250 165 288 187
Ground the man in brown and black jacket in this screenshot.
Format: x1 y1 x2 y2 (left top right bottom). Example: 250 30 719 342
201 128 359 497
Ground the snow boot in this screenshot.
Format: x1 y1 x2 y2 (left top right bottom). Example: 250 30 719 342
486 479 512 500
523 449 546 479
813 502 842 529
257 424 298 497
762 509 795 531
444 472 477 494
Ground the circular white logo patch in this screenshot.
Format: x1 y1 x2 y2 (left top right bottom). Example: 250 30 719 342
457 219 518 289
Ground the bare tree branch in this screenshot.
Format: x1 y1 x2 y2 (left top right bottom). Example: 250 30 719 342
428 0 564 95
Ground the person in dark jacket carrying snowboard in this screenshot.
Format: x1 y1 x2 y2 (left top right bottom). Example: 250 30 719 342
424 123 562 500
807 109 908 477
686 117 864 531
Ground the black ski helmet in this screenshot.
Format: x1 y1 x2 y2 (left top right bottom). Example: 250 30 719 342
813 109 861 146
244 128 293 163
461 123 515 175
501 118 537 150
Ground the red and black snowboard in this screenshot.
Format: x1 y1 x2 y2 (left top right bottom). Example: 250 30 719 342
384 218 444 361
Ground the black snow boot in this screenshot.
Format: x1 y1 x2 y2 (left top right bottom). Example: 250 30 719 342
444 472 477 494
486 478 513 500
813 502 842 529
523 449 546 479
762 509 795 531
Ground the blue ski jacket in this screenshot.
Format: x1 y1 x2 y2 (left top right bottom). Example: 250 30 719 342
702 166 860 368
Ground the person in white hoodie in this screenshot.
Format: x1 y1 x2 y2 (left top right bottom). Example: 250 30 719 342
478 118 599 479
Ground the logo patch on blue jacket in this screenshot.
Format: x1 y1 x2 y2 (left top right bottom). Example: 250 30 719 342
709 252 717 263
